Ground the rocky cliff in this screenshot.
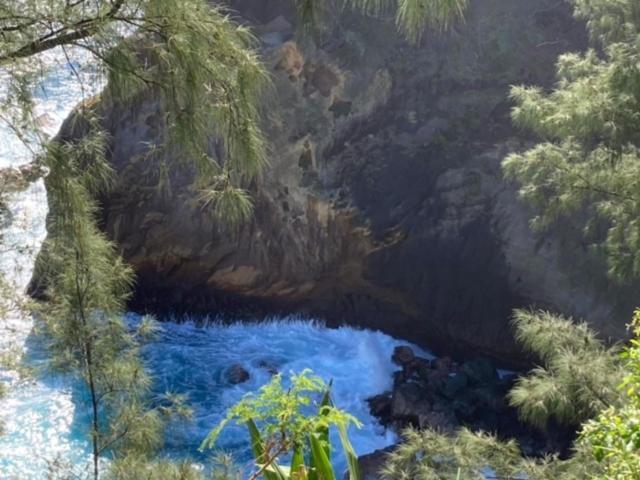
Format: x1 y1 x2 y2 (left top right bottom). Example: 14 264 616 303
89 0 637 363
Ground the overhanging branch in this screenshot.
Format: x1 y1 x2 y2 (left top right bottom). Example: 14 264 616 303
0 0 125 65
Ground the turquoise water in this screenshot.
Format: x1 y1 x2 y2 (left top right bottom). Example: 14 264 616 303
0 315 427 478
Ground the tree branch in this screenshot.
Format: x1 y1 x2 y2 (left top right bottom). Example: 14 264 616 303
0 0 126 65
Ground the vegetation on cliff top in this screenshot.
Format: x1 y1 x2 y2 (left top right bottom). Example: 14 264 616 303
504 0 640 280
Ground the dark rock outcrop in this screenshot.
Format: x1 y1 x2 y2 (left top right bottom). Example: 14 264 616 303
368 347 574 459
0 162 48 195
225 364 250 384
82 0 637 363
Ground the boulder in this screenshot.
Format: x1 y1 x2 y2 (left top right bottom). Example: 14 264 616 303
257 359 279 375
418 410 458 432
390 383 431 423
442 372 469 399
225 364 250 384
461 358 498 386
367 392 392 424
391 346 415 367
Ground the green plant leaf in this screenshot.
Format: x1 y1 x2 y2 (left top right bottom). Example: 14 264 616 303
291 444 306 480
317 382 333 458
309 432 336 480
338 423 362 480
247 418 287 480
198 417 229 451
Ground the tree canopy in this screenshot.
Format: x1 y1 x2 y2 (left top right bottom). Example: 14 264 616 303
504 0 640 280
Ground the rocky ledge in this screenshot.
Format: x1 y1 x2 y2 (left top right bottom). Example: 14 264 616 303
358 345 574 478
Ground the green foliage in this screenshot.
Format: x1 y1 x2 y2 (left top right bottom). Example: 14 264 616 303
381 425 604 480
201 369 362 480
1 0 268 221
394 0 467 43
38 130 192 479
381 309 630 479
294 0 467 43
107 0 269 204
582 309 640 479
508 309 623 428
503 0 640 280
381 427 523 480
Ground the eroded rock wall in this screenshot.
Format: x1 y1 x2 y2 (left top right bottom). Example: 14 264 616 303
90 0 637 363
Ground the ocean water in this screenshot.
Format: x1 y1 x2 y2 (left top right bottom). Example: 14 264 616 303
0 314 426 478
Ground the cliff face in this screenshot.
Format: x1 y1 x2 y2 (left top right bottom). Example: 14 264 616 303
92 0 636 363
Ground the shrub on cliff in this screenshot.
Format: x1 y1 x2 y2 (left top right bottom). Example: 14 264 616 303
504 0 640 280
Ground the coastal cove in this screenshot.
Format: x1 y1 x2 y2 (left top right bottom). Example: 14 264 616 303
2 1 640 479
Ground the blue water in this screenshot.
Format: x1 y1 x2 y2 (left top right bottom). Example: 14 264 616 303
0 315 429 478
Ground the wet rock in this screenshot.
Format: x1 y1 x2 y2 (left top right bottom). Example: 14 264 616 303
412 357 433 381
461 358 498 386
391 382 431 423
423 364 449 389
391 346 415 367
418 410 458 432
442 372 469 399
433 357 454 374
225 364 250 384
367 392 392 424
257 360 279 375
370 350 574 459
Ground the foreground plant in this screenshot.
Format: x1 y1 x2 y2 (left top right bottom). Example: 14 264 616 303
381 309 630 479
582 309 640 479
201 369 362 480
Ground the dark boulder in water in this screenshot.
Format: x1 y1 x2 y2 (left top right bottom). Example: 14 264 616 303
391 346 415 367
370 349 574 458
225 364 250 384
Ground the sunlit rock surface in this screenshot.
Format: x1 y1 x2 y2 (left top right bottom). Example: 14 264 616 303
82 0 638 364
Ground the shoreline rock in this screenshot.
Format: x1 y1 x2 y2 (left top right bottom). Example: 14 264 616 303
367 346 574 461
225 364 250 384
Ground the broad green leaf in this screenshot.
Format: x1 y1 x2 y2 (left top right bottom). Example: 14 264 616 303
247 419 287 480
291 444 306 480
338 424 362 480
247 418 265 458
309 432 336 480
317 382 333 458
